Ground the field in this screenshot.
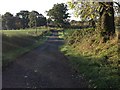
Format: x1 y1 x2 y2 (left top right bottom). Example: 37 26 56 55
1 28 51 68
60 28 120 88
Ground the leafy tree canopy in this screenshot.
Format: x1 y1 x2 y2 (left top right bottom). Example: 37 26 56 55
16 10 29 28
47 3 70 27
2 12 15 30
28 11 47 28
68 0 120 40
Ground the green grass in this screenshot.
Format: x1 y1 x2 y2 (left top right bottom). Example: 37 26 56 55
1 28 51 68
60 28 119 88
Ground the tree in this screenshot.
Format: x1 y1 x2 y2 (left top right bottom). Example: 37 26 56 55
68 1 119 40
47 18 54 27
47 3 70 27
16 10 29 29
28 11 47 28
99 2 115 39
37 14 47 26
2 12 15 30
14 16 23 29
28 11 37 28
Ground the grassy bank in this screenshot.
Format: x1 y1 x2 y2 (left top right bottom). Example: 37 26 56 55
60 28 119 88
1 28 51 68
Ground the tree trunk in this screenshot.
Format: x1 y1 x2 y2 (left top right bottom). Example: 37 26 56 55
99 2 115 41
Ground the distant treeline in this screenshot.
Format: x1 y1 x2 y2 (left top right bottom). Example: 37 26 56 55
70 20 96 29
70 16 120 29
1 10 119 30
2 10 47 30
0 10 98 30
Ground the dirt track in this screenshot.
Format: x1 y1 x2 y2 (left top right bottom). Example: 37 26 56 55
2 31 88 88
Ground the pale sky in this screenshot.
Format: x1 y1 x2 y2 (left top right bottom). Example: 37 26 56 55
0 0 79 20
0 0 119 20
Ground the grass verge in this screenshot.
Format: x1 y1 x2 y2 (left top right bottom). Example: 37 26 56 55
2 29 51 68
60 28 119 88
